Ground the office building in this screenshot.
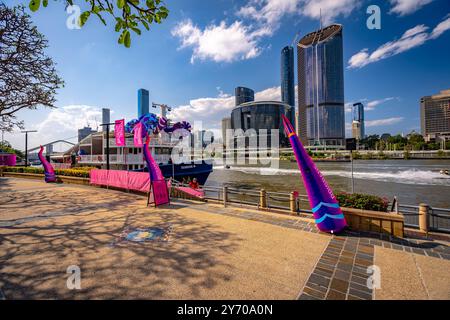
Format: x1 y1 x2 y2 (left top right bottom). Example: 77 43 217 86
78 126 96 142
102 108 110 131
235 87 255 106
281 46 295 107
420 89 450 142
352 121 362 141
231 101 295 147
221 117 232 146
352 102 365 140
297 24 345 147
138 88 150 118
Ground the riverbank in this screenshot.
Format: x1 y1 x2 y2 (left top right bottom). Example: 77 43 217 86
1 178 449 300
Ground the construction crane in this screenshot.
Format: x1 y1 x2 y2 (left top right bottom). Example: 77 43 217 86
291 30 301 47
152 102 172 118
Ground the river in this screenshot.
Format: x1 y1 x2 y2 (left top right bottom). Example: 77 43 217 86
206 159 450 208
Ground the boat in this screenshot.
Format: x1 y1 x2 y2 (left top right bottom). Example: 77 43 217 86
60 131 213 185
440 169 449 176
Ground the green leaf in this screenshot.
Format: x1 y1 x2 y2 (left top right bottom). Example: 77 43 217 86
43 0 48 7
29 0 41 12
78 11 91 27
141 20 149 30
124 30 131 48
118 30 126 44
117 0 125 9
115 21 122 32
146 0 155 9
131 27 141 35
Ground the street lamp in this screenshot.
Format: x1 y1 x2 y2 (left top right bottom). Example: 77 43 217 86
99 122 115 170
21 130 37 167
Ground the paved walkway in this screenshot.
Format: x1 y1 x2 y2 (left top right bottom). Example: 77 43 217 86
0 177 449 300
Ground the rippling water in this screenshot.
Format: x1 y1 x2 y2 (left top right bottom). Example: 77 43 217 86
206 159 450 208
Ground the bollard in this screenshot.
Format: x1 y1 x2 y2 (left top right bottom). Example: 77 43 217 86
290 192 297 214
260 189 267 209
223 186 228 207
419 203 429 234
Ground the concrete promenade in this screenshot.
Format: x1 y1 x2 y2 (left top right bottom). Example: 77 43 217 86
0 177 449 300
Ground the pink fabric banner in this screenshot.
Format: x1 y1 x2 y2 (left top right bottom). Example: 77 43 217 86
114 119 125 146
0 154 16 166
90 169 151 193
133 122 144 147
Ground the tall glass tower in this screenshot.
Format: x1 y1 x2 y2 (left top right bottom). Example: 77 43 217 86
281 46 295 108
138 88 149 118
297 24 345 147
353 102 365 139
235 87 255 106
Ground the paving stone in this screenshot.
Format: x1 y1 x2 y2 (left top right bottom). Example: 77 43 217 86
303 286 326 299
425 251 441 258
308 274 331 288
326 289 347 300
298 294 320 300
305 282 328 294
330 278 349 294
349 288 372 300
351 274 369 286
334 270 351 281
347 294 364 300
350 281 371 294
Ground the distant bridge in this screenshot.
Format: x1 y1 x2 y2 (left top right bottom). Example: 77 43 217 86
27 139 76 154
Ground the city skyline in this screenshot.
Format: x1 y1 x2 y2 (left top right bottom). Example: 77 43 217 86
3 0 450 151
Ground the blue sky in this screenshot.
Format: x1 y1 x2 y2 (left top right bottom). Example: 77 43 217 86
4 0 450 150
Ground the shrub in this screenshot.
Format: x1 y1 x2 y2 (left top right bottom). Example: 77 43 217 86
2 166 93 178
336 192 389 212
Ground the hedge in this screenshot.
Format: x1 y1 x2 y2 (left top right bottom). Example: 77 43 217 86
336 192 389 212
1 166 94 178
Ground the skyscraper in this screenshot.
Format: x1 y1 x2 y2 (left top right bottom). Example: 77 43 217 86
235 87 254 106
297 24 345 147
420 89 450 142
281 46 295 107
138 88 149 118
352 102 365 139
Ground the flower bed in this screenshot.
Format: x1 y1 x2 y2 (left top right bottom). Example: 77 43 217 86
1 166 94 178
336 192 389 212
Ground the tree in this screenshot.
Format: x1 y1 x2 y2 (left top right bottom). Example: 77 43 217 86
0 140 24 158
0 4 64 132
28 0 169 48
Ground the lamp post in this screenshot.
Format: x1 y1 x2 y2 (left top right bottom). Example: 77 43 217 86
21 130 37 167
99 122 115 170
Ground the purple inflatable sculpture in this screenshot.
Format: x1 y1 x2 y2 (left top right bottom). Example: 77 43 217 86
38 145 57 183
281 115 347 234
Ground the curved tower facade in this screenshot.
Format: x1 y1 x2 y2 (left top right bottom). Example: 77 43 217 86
297 24 345 147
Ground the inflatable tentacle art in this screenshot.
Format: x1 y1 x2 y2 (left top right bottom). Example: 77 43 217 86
38 145 57 183
281 115 347 234
124 113 192 181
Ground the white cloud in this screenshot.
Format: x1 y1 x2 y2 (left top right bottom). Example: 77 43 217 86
365 117 404 127
366 97 398 111
169 86 288 131
348 15 450 68
171 19 262 63
389 0 433 16
430 14 450 39
301 0 361 25
173 0 361 63
5 105 105 151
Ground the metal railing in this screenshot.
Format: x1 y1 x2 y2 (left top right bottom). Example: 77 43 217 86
171 181 450 234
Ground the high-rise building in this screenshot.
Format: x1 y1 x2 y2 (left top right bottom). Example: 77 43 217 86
78 126 96 142
235 87 254 106
138 88 150 118
221 117 232 146
420 89 450 142
281 46 295 107
352 102 365 139
231 101 295 147
352 121 362 141
102 108 110 131
297 24 345 147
